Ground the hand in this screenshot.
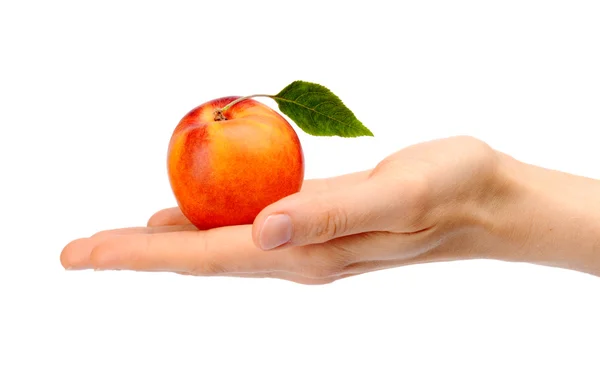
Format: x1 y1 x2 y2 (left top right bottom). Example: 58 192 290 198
60 136 510 284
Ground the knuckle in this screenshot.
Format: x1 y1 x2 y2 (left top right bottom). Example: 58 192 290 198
187 231 227 276
312 206 349 241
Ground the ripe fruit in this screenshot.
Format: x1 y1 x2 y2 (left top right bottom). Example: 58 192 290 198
166 81 374 230
167 96 304 230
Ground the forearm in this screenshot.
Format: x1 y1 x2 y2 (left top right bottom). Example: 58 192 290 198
487 152 600 276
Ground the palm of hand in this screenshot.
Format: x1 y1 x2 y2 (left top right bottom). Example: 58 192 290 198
61 136 500 284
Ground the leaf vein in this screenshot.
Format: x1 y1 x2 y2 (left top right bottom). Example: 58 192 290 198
275 97 358 128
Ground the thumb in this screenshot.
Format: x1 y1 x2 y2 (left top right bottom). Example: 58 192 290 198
252 176 423 250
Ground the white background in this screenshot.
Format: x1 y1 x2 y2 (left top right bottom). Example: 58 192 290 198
1 0 599 371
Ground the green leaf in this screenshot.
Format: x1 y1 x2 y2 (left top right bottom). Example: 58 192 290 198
272 81 374 137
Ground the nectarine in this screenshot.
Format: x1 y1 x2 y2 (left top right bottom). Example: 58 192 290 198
167 96 304 230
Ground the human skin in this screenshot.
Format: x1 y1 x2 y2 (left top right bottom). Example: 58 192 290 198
60 136 600 284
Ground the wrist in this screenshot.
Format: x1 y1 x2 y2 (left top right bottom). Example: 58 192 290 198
478 151 600 275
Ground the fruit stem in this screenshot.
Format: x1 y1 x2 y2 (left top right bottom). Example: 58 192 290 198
214 94 273 121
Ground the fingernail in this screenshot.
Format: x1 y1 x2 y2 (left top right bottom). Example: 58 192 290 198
259 214 292 250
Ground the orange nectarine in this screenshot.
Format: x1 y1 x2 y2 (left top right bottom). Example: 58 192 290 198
167 96 304 230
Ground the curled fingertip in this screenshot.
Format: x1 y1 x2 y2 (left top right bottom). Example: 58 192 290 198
147 207 187 227
146 212 163 227
147 208 172 226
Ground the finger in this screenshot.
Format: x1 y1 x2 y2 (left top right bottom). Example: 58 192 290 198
210 272 342 285
60 224 199 269
86 225 297 274
92 224 198 238
147 207 190 227
213 229 435 281
147 170 371 227
61 238 94 270
252 174 426 250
